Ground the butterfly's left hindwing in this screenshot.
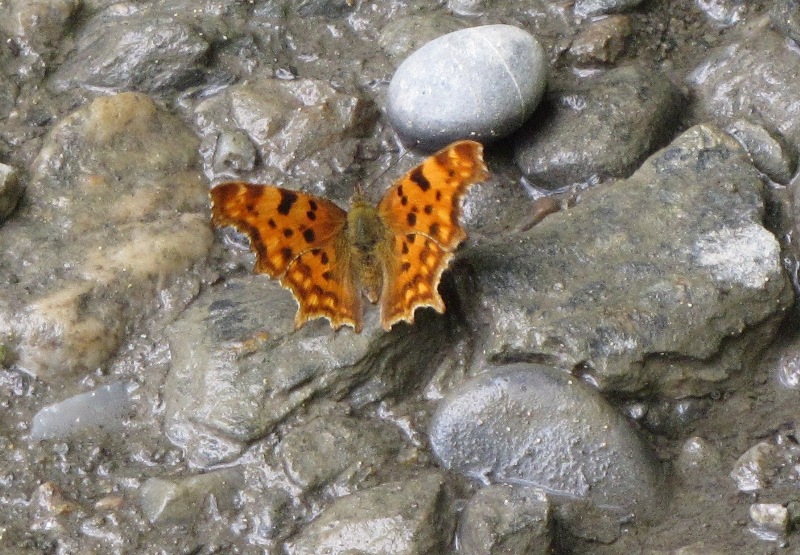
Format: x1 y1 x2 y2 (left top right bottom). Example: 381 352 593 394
210 182 363 331
282 244 363 332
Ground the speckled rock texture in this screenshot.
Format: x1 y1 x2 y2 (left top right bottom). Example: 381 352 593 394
1 1 800 554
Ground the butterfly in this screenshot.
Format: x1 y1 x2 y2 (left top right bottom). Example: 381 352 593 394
209 140 489 333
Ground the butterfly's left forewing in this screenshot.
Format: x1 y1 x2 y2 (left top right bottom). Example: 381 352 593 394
376 140 489 329
210 182 363 331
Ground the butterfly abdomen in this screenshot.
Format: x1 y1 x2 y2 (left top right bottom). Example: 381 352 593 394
346 201 390 303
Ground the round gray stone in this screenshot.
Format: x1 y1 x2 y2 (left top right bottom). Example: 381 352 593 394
429 364 662 517
387 25 547 151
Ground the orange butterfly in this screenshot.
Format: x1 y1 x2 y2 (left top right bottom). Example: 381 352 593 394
210 140 489 332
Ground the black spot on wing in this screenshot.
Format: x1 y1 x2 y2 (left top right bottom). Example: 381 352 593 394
424 205 432 214
268 218 277 229
303 228 316 243
407 213 416 226
400 262 411 273
320 251 329 265
245 186 262 208
307 210 316 221
283 228 294 238
277 190 298 215
429 223 439 237
281 247 293 261
410 167 430 191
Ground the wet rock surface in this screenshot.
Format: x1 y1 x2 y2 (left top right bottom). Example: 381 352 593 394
513 65 682 187
163 274 455 467
687 19 800 156
2 1 800 554
278 415 406 491
725 119 797 184
195 76 378 183
0 91 211 380
284 471 456 555
466 124 792 396
50 5 212 94
457 484 552 555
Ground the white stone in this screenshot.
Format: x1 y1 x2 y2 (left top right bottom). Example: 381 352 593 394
749 503 789 538
730 441 780 492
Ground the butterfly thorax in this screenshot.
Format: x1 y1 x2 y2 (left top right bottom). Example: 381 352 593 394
345 197 389 303
347 199 385 250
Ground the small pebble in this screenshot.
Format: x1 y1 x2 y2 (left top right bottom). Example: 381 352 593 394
574 0 644 18
212 130 256 174
695 0 745 27
568 15 632 65
730 441 780 492
776 349 800 389
749 503 789 538
94 495 125 511
139 469 242 525
30 382 132 441
34 481 80 515
674 542 728 555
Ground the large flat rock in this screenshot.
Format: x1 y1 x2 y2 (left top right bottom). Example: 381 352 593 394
459 124 793 396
